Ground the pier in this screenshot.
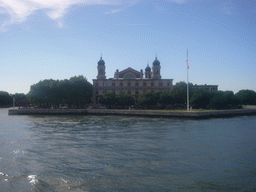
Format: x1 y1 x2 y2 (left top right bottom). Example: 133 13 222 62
8 108 256 118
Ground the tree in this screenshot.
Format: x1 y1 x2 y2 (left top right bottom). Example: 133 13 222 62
28 75 92 108
0 91 12 106
14 93 30 107
117 92 135 109
152 91 173 109
235 90 256 105
138 92 157 109
169 82 188 107
100 92 116 108
222 91 239 107
191 89 211 109
208 91 227 109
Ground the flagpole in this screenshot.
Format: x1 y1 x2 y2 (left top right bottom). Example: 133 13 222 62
187 49 189 112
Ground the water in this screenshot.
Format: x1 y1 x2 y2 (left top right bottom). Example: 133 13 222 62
0 108 256 191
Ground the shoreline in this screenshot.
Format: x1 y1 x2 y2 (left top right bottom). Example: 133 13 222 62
8 108 256 118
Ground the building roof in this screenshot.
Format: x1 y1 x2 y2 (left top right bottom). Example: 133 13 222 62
118 67 142 78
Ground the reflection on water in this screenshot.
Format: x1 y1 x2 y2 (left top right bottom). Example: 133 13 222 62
0 108 256 191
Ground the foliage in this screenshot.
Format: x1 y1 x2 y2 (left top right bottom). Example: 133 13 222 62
191 89 211 109
136 82 250 110
28 75 92 108
117 92 135 108
0 91 12 106
100 92 116 107
235 89 256 105
138 92 157 108
14 93 30 107
100 92 135 109
191 90 240 109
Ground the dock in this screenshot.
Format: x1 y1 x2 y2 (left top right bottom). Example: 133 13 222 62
8 108 256 118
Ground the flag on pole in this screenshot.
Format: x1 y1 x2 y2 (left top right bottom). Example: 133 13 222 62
186 50 189 69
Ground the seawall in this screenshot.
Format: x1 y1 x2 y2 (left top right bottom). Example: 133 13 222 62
8 108 256 118
8 109 88 115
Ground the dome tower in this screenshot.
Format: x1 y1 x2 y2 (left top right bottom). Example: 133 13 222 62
152 55 161 79
145 62 152 79
97 55 106 79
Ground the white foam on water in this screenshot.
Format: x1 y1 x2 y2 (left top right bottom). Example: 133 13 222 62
0 172 8 176
61 178 70 189
28 175 38 185
13 150 24 154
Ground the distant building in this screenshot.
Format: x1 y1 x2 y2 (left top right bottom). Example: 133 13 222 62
92 56 173 106
192 84 218 91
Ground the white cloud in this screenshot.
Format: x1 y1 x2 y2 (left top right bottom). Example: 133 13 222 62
0 0 117 30
0 0 188 30
106 8 122 14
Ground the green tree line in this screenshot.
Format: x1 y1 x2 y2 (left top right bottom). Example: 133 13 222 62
28 75 92 108
0 92 30 107
100 92 135 109
100 82 256 110
1 80 256 110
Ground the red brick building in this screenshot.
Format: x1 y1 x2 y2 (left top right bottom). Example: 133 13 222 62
93 56 173 106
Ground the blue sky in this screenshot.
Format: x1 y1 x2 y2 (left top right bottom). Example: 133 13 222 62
0 0 255 94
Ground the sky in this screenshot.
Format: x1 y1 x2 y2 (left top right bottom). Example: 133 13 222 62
0 0 255 94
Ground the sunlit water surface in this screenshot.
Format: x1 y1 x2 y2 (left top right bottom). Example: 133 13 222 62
0 108 255 191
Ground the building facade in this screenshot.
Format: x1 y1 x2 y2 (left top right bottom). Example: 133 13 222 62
191 84 218 91
92 56 173 106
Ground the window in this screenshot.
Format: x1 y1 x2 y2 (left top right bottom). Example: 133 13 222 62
151 82 154 86
128 81 131 86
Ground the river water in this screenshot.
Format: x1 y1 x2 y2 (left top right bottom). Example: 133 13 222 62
0 108 255 191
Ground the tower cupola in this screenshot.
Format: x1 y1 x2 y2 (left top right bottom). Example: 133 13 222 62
98 56 105 66
145 63 152 78
153 56 160 66
152 55 161 79
97 55 106 79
